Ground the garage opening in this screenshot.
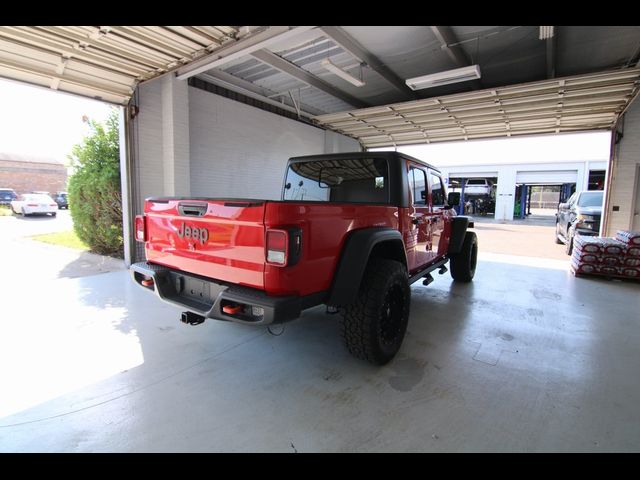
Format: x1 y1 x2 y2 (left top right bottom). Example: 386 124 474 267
374 131 612 261
447 176 497 217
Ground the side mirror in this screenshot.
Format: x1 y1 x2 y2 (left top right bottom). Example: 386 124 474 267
447 192 461 206
558 202 568 210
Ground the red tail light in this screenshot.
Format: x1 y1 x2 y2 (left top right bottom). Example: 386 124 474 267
266 229 288 266
49 204 57 207
27 203 38 207
135 215 147 242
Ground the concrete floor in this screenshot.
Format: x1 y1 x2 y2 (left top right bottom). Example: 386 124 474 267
473 219 569 260
1 247 639 452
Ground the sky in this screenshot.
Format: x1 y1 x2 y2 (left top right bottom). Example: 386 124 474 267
0 78 114 162
372 130 613 167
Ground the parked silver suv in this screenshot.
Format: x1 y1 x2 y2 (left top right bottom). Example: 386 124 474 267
463 179 492 196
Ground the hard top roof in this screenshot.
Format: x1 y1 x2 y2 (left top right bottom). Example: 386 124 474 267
288 151 440 173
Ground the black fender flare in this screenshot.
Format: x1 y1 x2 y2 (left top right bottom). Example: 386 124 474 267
448 216 472 255
327 228 406 306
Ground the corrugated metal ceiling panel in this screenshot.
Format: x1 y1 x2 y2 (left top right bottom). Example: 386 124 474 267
0 25 237 104
313 68 640 147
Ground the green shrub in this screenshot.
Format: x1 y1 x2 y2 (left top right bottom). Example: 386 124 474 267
67 109 123 257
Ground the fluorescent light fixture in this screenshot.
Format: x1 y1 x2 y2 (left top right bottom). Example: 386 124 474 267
539 26 555 40
321 59 365 87
405 65 481 90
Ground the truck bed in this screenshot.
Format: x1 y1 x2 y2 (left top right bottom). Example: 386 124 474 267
142 197 399 296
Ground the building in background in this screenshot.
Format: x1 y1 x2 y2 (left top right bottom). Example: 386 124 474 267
0 151 67 194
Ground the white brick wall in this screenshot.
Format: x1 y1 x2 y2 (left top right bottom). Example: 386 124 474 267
188 87 360 199
135 79 163 210
161 75 191 196
606 99 640 235
134 78 360 207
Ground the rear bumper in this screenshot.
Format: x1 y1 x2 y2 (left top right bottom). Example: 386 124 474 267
130 262 325 325
24 206 57 214
575 228 598 237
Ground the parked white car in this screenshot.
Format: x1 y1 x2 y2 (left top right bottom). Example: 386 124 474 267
10 193 58 217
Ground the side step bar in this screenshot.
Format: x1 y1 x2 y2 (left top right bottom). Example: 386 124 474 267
408 258 449 285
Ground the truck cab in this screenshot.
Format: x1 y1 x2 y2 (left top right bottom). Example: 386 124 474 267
555 190 604 254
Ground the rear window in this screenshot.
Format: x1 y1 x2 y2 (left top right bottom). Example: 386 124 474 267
577 191 603 207
283 157 389 204
466 179 486 185
24 194 53 202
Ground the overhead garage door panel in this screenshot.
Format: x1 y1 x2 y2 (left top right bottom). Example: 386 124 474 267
314 68 640 147
516 170 577 184
0 25 239 105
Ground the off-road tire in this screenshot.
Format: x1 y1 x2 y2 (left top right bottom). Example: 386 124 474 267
565 226 574 255
565 234 573 255
340 258 410 365
450 231 478 282
555 222 563 244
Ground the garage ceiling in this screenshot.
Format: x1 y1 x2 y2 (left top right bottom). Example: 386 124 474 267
1 26 640 146
313 68 640 147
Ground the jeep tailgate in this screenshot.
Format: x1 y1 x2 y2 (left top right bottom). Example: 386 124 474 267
144 198 267 289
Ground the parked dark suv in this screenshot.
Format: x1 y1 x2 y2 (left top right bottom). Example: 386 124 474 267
555 190 604 255
0 188 18 206
54 192 69 209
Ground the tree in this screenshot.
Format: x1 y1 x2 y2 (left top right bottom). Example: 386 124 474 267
67 108 123 257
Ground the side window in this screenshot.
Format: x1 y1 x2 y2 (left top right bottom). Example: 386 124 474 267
409 166 427 205
429 171 445 206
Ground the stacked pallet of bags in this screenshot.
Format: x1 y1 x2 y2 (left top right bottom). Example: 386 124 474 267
616 231 640 278
570 231 640 279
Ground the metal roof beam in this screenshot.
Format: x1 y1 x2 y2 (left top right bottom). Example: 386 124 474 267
429 26 482 90
175 26 316 80
319 26 418 101
250 49 370 109
625 41 640 67
197 71 324 117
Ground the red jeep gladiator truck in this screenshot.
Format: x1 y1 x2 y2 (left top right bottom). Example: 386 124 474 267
131 152 477 364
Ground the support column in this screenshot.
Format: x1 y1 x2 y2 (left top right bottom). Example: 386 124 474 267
495 168 516 221
161 75 191 196
459 178 466 215
119 106 134 266
519 183 527 219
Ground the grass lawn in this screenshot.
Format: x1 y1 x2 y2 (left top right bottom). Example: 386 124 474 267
31 230 89 251
0 206 12 216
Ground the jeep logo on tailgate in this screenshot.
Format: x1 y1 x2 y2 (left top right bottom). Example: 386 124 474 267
177 222 209 245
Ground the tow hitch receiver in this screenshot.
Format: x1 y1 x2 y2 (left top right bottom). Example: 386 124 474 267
181 311 205 326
